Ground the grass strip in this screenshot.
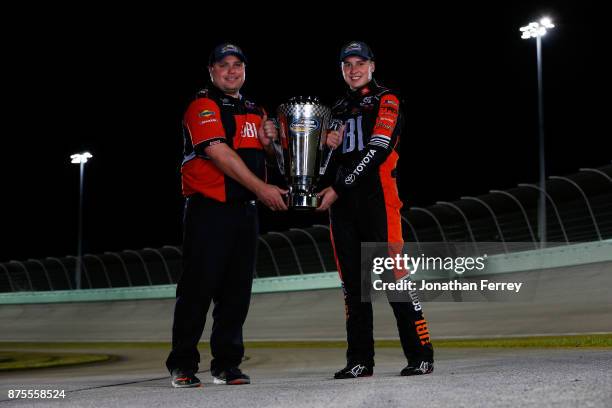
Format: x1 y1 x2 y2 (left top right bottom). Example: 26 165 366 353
1 334 611 350
0 351 112 371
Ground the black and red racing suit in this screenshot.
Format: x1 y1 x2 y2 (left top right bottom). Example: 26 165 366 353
166 85 266 376
326 79 434 366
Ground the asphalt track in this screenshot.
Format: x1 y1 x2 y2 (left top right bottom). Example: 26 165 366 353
0 261 611 406
0 347 611 407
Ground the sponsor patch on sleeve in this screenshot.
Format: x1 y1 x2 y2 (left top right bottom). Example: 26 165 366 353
198 110 216 118
374 94 400 138
186 98 225 146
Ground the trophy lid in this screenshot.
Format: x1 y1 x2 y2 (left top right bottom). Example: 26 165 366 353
278 96 331 119
288 96 320 104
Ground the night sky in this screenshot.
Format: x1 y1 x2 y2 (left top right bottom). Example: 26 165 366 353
3 2 610 262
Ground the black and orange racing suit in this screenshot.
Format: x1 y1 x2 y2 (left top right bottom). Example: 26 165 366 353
326 79 434 366
166 85 266 375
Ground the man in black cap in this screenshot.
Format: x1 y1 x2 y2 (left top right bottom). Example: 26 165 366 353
166 42 287 388
318 41 435 378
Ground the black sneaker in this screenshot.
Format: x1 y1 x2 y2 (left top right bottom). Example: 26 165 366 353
171 369 202 388
401 361 434 376
212 367 251 385
333 362 373 379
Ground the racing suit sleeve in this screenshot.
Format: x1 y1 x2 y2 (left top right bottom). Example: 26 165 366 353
183 98 226 156
332 92 401 195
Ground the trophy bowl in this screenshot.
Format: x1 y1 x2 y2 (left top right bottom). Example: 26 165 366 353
276 96 332 209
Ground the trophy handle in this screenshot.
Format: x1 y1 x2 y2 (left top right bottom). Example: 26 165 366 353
272 138 285 176
320 119 343 175
270 117 285 176
319 147 334 175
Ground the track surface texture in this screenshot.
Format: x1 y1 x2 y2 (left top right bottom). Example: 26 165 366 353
0 347 611 407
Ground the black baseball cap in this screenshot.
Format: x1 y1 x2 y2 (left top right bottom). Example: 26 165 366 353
208 43 247 65
339 41 374 62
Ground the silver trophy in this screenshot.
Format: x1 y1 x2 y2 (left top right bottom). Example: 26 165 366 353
275 97 333 209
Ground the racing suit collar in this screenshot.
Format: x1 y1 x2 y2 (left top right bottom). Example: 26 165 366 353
206 84 243 101
347 79 380 99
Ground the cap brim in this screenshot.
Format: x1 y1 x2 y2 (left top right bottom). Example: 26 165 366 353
341 52 371 62
212 52 247 64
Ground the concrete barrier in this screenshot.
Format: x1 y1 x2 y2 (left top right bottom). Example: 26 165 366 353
1 239 610 305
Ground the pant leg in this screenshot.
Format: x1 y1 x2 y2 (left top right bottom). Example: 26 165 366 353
165 195 233 373
363 191 434 364
209 201 258 373
330 196 375 366
388 300 433 364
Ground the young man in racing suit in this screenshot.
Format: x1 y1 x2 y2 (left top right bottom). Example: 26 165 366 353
318 41 434 378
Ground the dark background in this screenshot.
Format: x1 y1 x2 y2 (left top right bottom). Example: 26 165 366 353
2 2 610 262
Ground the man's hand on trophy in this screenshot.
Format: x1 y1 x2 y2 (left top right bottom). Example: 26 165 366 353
258 114 278 147
316 186 339 212
325 124 345 149
256 183 289 211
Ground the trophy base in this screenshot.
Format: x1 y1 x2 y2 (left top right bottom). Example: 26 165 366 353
288 193 319 209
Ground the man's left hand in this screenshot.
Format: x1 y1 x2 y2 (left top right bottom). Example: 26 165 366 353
258 114 278 147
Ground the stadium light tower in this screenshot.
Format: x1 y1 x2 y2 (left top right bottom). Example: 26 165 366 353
70 152 93 289
520 17 555 247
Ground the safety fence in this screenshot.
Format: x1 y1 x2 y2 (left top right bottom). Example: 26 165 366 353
1 164 610 293
0 227 337 292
